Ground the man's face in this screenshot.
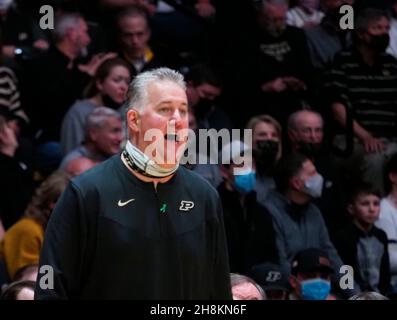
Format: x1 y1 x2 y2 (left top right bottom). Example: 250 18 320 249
260 3 288 37
290 113 323 145
72 18 91 53
253 121 280 147
232 282 263 300
118 15 150 58
292 160 318 192
90 116 123 156
131 81 189 169
349 193 380 226
186 82 221 108
363 17 390 39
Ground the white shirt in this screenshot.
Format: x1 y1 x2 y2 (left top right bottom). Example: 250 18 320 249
286 7 324 29
387 18 397 60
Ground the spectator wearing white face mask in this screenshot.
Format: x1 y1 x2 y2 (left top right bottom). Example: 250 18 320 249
251 153 358 298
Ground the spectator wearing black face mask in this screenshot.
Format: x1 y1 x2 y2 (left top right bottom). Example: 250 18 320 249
323 8 397 195
246 115 282 207
287 110 348 238
185 64 234 132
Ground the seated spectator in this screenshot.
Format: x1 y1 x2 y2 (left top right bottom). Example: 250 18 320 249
185 64 233 132
22 11 116 144
289 248 336 300
229 0 313 128
375 153 397 293
0 170 70 281
115 5 166 77
230 273 266 300
247 262 290 300
0 1 49 59
305 0 352 71
287 110 348 237
253 153 356 297
0 111 33 231
182 108 222 188
60 107 123 169
0 45 29 124
218 140 278 273
61 57 130 155
333 183 391 295
323 8 397 194
287 0 324 29
64 156 99 177
0 280 35 300
387 0 397 59
246 115 282 205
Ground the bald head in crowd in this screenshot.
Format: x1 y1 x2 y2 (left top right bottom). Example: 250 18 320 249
64 157 98 177
288 110 324 147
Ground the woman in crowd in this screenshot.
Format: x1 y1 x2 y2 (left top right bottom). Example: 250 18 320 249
60 57 130 155
0 170 70 281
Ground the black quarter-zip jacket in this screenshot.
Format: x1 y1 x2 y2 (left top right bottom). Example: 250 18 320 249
35 155 231 299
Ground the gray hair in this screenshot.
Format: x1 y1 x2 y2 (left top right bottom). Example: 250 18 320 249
86 107 121 133
53 12 83 43
349 291 389 300
230 273 266 300
125 67 186 113
287 110 323 131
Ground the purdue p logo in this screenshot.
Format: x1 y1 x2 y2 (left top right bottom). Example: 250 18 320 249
266 271 281 282
179 201 194 212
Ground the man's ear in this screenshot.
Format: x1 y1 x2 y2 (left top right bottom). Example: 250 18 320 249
389 172 397 185
88 127 97 142
291 176 303 191
127 109 140 133
289 275 298 290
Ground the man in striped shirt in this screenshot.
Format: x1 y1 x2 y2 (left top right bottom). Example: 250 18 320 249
324 8 397 192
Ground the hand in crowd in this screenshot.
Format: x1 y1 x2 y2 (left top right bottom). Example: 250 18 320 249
195 0 216 18
282 76 307 91
261 77 307 93
0 121 19 157
78 52 118 77
2 45 16 58
360 134 386 154
33 39 50 51
261 78 287 93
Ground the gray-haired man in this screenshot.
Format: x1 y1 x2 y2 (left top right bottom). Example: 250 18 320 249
35 68 231 299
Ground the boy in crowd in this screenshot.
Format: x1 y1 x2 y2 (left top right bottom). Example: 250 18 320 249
333 183 391 295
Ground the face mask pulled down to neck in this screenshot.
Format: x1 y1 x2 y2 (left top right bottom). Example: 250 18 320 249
124 140 179 178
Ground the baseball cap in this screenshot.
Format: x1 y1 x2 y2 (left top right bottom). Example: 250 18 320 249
291 248 334 275
247 263 290 292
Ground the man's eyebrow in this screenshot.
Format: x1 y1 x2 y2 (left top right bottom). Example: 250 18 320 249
157 101 188 107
